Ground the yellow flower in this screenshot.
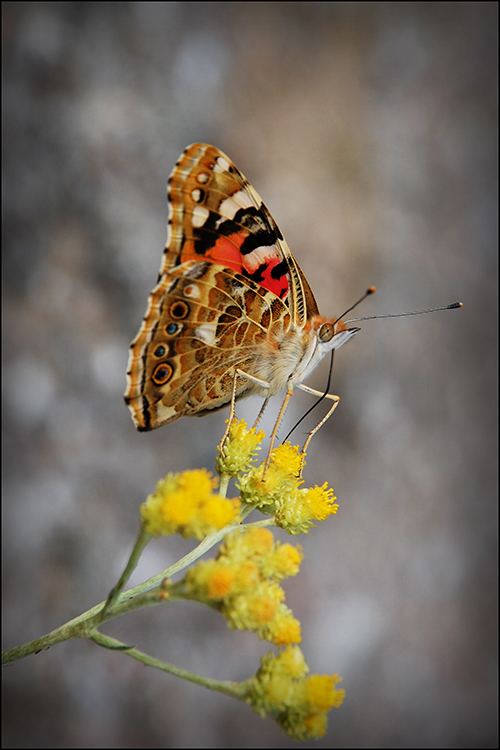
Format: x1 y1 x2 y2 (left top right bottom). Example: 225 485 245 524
277 645 308 680
238 444 303 510
186 559 234 600
185 528 303 645
205 563 235 599
247 648 344 742
270 442 303 476
233 526 275 559
141 469 240 539
268 612 302 645
261 674 297 711
201 495 240 529
219 529 303 584
248 590 279 624
302 711 328 739
304 483 339 521
263 543 303 580
226 581 290 642
233 560 261 592
303 673 345 711
274 482 338 534
234 439 340 535
216 418 264 477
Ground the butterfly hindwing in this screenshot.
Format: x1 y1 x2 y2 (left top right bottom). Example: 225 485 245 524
126 261 291 429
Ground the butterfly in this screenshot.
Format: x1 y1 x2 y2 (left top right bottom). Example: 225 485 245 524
125 144 359 453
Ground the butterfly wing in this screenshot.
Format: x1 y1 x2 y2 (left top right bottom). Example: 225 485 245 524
163 144 319 325
125 261 291 430
125 143 318 431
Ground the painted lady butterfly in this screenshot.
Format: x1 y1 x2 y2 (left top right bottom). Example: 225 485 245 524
125 144 358 448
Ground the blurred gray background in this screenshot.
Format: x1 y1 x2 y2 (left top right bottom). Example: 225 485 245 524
2 2 497 748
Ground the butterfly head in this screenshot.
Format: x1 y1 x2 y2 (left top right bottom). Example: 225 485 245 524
309 287 376 359
290 316 359 385
313 317 360 353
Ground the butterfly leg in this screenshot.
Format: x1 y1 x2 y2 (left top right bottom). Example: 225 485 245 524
253 397 270 430
219 369 273 456
230 372 295 479
262 382 295 479
218 370 297 481
295 384 340 476
219 368 288 481
218 370 243 455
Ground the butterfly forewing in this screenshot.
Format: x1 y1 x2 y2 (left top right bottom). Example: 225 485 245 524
163 145 319 312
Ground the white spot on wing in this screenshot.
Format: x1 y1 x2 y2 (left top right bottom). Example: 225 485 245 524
183 283 200 299
243 245 280 272
192 205 210 227
156 403 178 422
217 190 255 222
194 323 217 345
214 156 230 173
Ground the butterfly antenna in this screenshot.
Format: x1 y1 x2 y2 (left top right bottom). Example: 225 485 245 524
335 286 376 324
283 293 463 444
345 301 463 324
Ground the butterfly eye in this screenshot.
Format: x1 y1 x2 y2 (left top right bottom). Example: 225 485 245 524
154 345 166 357
170 301 190 320
319 323 335 343
152 363 173 385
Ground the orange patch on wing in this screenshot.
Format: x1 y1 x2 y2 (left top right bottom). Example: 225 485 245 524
257 257 289 299
179 239 197 262
207 233 248 272
180 233 248 274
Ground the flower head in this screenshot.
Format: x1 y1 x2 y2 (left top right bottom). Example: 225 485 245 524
238 442 303 510
141 469 240 539
216 418 265 477
185 527 303 645
237 441 339 534
247 647 345 741
275 482 339 535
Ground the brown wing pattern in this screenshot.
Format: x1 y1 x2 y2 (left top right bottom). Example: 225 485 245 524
125 261 291 430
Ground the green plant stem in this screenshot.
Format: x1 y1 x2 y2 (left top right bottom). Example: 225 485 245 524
103 528 152 613
2 602 104 665
119 513 271 598
218 473 230 497
89 630 251 700
2 516 275 666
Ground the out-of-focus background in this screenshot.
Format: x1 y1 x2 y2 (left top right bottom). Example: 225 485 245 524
2 3 497 748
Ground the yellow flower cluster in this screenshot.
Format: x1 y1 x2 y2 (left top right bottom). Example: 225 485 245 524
185 527 303 645
216 418 265 477
140 469 240 539
248 646 345 741
238 443 339 534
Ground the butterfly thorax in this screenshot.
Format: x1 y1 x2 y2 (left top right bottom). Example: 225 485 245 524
251 316 347 396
